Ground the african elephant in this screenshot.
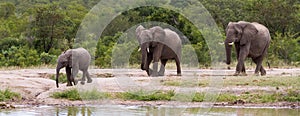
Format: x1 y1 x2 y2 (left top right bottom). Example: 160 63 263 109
56 47 92 88
225 21 271 76
136 25 182 76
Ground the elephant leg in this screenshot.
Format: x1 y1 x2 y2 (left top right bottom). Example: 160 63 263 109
151 62 159 77
66 67 72 86
260 66 266 76
234 47 249 76
175 57 182 76
71 65 79 84
80 70 86 85
158 59 168 76
241 63 247 76
253 56 265 76
146 54 153 76
151 45 163 77
86 71 92 83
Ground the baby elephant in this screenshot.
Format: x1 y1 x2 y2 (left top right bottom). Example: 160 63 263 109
56 47 92 88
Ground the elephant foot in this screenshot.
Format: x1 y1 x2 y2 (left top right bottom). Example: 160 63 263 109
233 72 240 76
87 79 92 83
254 72 260 76
233 72 247 76
261 70 266 76
146 69 153 76
80 81 85 85
74 79 78 85
158 72 164 76
240 72 247 76
177 73 182 76
151 73 158 77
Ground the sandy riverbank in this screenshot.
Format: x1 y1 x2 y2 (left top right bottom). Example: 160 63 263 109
0 68 299 108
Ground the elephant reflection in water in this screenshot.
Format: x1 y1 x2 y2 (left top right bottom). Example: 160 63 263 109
136 25 182 77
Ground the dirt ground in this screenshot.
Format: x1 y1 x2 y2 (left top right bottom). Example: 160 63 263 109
0 68 299 108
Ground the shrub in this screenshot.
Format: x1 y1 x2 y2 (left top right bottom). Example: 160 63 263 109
0 89 21 102
40 52 57 64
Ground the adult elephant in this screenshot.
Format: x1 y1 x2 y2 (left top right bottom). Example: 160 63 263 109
56 47 92 88
225 21 271 76
136 25 182 77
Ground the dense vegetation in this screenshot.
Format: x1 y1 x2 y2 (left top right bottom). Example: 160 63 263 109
0 0 299 68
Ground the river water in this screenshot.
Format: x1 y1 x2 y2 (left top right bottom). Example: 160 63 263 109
1 105 299 116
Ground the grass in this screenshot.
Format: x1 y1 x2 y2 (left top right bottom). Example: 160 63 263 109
163 76 300 88
51 88 110 101
50 73 68 83
51 89 300 103
116 90 175 101
0 89 21 102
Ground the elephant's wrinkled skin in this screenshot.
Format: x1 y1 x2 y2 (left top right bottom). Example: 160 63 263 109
56 47 92 87
136 25 182 77
225 21 271 76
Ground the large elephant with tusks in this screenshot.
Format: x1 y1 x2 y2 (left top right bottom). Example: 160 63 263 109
225 21 271 76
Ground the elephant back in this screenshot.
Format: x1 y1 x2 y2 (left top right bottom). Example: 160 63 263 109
71 48 91 69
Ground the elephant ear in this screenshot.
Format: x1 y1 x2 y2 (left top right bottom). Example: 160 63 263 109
136 25 145 44
240 23 258 45
150 26 166 43
233 23 243 35
64 50 72 67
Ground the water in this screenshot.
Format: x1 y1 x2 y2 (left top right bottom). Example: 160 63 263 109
0 105 299 116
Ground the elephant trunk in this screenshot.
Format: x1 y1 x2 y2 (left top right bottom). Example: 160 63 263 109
56 63 64 88
141 43 148 70
225 41 232 65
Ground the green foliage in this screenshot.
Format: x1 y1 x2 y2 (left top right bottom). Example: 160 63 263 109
50 73 68 84
192 92 205 102
51 88 110 101
0 46 40 67
0 0 299 67
282 90 300 102
80 89 111 100
118 90 175 101
51 89 81 101
40 52 57 64
268 32 300 66
0 89 21 102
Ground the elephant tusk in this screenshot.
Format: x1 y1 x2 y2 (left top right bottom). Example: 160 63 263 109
147 48 150 53
218 42 225 45
228 42 234 45
138 48 141 52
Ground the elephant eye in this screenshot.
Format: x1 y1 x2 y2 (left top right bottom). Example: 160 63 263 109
234 31 238 34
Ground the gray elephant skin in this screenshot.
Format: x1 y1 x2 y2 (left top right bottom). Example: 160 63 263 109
225 21 271 76
136 25 182 76
56 47 92 88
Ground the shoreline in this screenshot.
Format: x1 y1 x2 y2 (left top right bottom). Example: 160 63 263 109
3 100 300 109
1 68 300 109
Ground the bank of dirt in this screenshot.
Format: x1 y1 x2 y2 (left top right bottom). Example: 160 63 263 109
0 68 299 108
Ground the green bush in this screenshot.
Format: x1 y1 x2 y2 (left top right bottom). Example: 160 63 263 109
51 89 82 101
0 89 21 101
51 88 110 101
40 52 57 64
268 32 300 66
50 73 68 83
118 90 175 101
0 46 40 67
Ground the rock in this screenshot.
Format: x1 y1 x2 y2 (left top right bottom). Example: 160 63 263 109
0 102 15 109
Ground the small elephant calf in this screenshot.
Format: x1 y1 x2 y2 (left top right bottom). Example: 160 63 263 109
56 47 92 88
